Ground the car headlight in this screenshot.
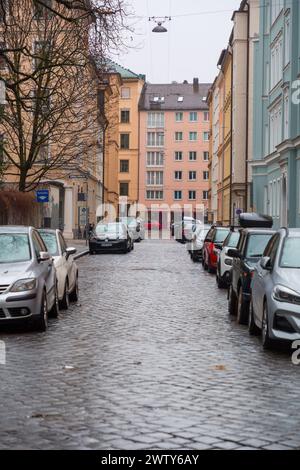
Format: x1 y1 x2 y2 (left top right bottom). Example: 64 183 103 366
10 278 37 293
273 285 300 305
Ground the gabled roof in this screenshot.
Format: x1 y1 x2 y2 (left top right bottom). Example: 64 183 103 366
139 82 211 111
106 60 145 80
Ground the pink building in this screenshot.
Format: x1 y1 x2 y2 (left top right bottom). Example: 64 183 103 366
138 80 211 224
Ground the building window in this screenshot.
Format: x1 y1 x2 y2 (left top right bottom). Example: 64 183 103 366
203 132 209 141
271 0 283 25
121 109 130 123
174 190 182 200
146 190 163 200
120 182 129 196
175 112 183 122
34 40 50 70
203 171 209 181
147 132 164 147
147 171 163 186
38 138 49 162
284 15 290 66
189 171 197 181
269 102 282 152
175 132 183 141
147 151 164 166
120 160 129 173
121 87 130 99
203 190 209 200
174 171 182 181
120 133 130 149
189 112 198 122
147 112 164 128
188 190 196 200
270 35 283 90
189 132 197 141
203 111 209 122
174 151 183 161
203 151 209 161
189 151 197 161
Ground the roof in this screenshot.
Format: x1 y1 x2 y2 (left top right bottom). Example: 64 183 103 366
139 82 211 111
105 60 145 80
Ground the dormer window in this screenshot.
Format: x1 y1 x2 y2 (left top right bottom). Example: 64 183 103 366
177 96 183 102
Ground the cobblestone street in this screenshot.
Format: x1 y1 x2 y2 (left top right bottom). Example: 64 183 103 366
0 239 300 450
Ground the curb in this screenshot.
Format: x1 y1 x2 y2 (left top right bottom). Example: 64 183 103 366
74 250 89 260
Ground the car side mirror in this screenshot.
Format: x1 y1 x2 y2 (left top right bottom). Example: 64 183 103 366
66 247 77 258
260 256 272 271
39 251 51 262
227 248 241 259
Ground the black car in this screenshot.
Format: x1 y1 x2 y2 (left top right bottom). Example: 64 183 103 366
89 222 133 254
228 227 275 325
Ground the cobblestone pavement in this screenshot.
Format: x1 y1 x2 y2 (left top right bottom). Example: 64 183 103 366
0 239 300 450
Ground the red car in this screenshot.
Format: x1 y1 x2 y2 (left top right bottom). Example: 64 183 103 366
144 221 162 231
202 226 230 273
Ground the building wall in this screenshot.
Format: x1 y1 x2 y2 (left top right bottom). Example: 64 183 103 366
252 0 300 229
138 108 210 218
118 78 144 209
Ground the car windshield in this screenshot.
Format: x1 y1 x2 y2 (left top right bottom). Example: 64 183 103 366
246 234 273 258
96 223 123 235
0 233 31 263
227 232 240 248
280 237 300 268
215 229 230 244
39 232 59 256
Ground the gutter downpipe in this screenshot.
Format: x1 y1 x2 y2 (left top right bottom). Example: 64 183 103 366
245 0 250 212
229 48 234 225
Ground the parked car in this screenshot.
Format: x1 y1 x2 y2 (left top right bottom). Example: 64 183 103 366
188 225 210 262
89 222 133 254
145 220 162 231
0 226 59 331
249 228 300 349
39 229 78 309
216 229 240 288
202 226 230 273
118 217 145 242
174 217 195 244
228 224 275 325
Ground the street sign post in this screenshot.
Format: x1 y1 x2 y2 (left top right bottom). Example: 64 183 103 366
36 189 49 203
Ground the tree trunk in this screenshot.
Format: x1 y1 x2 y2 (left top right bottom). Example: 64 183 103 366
18 168 28 192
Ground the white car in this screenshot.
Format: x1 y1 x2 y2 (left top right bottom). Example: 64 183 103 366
39 229 79 309
188 225 210 262
216 229 240 288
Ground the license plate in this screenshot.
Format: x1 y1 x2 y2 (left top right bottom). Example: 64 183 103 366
102 243 112 247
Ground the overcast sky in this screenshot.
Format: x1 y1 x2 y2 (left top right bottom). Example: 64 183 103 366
114 0 241 85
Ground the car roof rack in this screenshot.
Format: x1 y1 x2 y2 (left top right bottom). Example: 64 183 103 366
239 213 273 229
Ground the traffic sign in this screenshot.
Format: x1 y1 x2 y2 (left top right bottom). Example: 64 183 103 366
36 189 49 203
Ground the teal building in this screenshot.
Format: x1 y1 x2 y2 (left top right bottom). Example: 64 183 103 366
252 0 300 228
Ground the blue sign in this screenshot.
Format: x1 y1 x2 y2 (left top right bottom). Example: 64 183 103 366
36 189 49 203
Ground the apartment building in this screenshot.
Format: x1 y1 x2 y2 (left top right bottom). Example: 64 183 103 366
138 80 211 223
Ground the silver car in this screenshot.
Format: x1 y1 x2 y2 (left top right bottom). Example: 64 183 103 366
249 228 300 349
39 229 78 309
0 226 59 331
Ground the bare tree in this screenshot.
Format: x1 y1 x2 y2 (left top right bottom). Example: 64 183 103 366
0 0 128 191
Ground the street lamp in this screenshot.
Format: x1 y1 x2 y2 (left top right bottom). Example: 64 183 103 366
149 16 171 33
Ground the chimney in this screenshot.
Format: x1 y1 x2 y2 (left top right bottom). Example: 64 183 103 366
193 77 199 92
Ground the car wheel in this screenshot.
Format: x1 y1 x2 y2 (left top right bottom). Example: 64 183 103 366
49 283 60 318
262 301 274 350
228 285 237 316
216 274 225 289
237 288 249 325
248 300 260 336
60 279 70 310
34 291 48 332
69 275 79 303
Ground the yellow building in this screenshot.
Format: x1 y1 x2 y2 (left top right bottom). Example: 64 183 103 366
216 47 232 225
